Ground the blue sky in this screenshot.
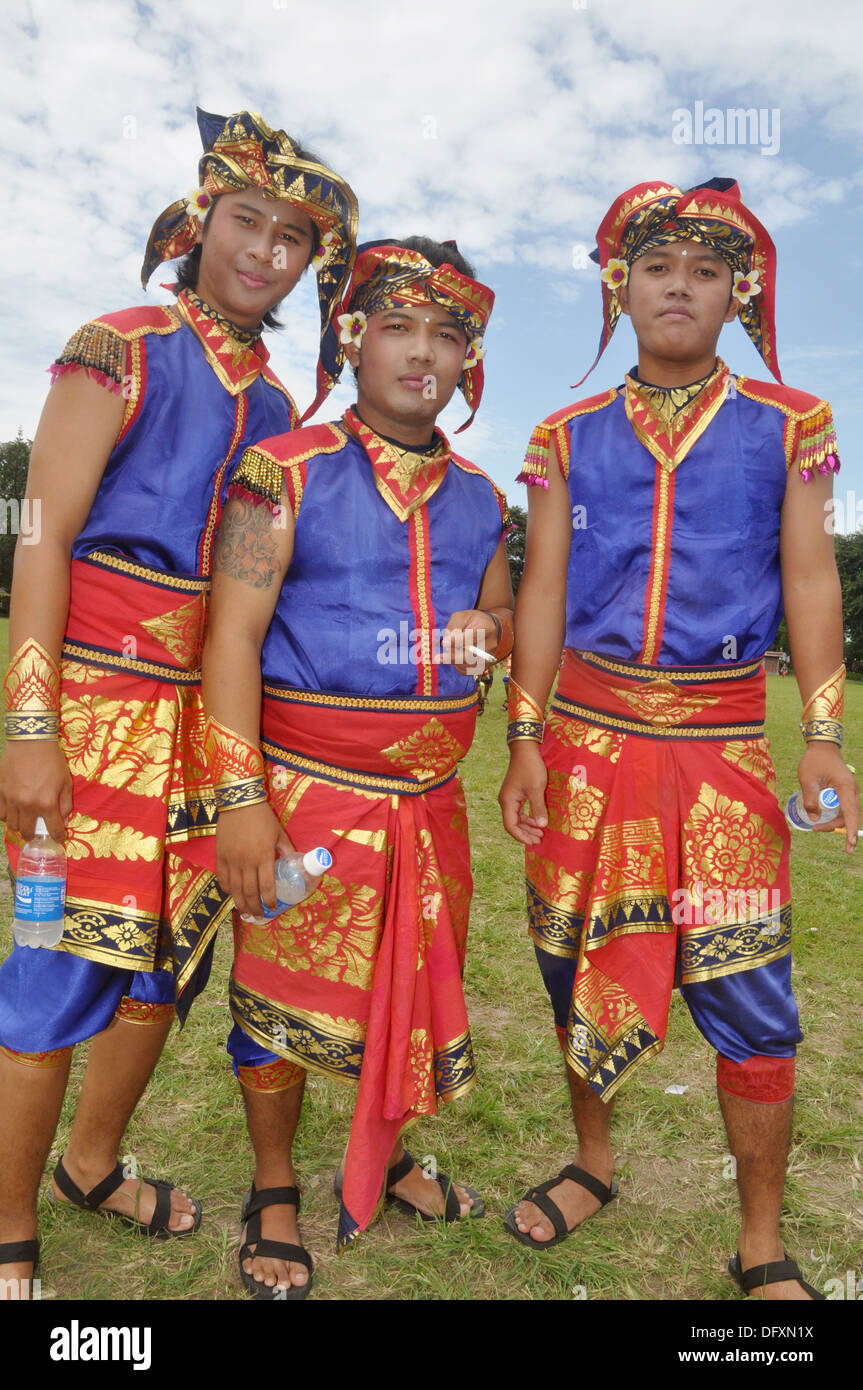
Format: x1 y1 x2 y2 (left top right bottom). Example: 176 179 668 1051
2 0 861 529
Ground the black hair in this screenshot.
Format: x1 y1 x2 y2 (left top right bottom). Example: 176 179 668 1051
393 235 476 280
348 236 478 382
173 152 324 331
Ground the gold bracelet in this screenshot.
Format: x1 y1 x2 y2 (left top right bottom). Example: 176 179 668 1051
506 677 545 744
204 716 268 810
800 663 845 745
4 712 60 741
3 639 60 741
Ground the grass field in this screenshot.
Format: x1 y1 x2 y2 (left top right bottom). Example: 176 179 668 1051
1 622 861 1301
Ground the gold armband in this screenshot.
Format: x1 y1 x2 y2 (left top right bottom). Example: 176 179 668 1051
3 639 60 742
800 663 844 746
506 677 546 745
204 716 268 813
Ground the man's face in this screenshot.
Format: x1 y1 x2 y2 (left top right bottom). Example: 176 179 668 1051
345 303 468 438
617 240 738 367
195 187 315 327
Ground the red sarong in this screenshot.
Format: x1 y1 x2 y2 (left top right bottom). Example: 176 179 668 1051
5 551 229 991
528 649 791 1099
229 684 479 1249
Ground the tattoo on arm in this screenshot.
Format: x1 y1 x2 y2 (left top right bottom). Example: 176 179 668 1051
214 499 282 589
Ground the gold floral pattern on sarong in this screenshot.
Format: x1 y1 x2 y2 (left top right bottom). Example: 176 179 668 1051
60 659 97 685
588 816 670 937
102 918 152 953
60 691 175 799
528 856 586 915
680 902 792 982
230 980 366 1083
64 814 163 863
238 876 381 991
381 717 467 781
546 768 608 839
408 1027 436 1114
683 782 783 890
609 675 721 726
140 597 205 670
720 737 777 793
546 710 622 762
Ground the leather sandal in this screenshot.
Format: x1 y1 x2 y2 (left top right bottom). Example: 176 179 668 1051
503 1163 618 1249
385 1149 485 1222
52 1154 201 1240
0 1239 40 1297
333 1149 485 1221
239 1184 313 1301
728 1250 825 1300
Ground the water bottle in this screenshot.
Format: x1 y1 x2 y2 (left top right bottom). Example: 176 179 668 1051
241 847 333 923
12 817 67 948
785 788 840 831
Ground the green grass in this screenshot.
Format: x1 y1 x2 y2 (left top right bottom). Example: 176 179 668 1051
1 618 861 1301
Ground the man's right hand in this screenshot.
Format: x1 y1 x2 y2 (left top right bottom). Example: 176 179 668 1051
0 741 72 842
498 741 549 846
215 800 295 919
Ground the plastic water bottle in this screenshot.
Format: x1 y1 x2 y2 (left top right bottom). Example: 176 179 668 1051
785 788 840 831
12 817 67 948
241 847 333 923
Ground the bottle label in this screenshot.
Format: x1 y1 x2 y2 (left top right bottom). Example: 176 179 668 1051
13 877 66 922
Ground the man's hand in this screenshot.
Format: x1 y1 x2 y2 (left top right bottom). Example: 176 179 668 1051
0 742 73 842
440 609 499 677
498 741 549 846
215 801 295 918
797 742 859 854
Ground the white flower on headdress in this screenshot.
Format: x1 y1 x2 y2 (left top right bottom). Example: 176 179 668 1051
600 258 629 290
337 310 368 347
185 188 213 222
732 268 762 305
463 336 486 371
311 230 337 271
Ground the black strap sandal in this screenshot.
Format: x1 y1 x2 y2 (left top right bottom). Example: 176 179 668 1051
239 1184 313 1301
385 1149 486 1222
728 1250 825 1300
0 1239 40 1296
332 1149 485 1221
503 1162 618 1249
52 1154 201 1241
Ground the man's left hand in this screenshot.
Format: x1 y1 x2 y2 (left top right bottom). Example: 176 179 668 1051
797 742 859 854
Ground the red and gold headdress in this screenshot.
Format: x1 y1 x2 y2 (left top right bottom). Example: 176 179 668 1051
307 240 494 429
578 178 780 386
141 108 358 410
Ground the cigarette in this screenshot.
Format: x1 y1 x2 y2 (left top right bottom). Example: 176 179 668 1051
468 644 495 664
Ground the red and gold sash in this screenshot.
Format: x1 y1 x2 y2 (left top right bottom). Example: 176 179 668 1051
233 685 478 1248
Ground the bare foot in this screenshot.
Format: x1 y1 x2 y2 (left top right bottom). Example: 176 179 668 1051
512 1158 614 1244
51 1153 198 1233
735 1238 817 1301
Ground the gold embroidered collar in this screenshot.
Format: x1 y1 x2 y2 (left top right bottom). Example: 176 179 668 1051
624 357 730 472
176 290 269 396
342 407 450 522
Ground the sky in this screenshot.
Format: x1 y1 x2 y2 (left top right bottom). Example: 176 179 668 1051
1 0 861 531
